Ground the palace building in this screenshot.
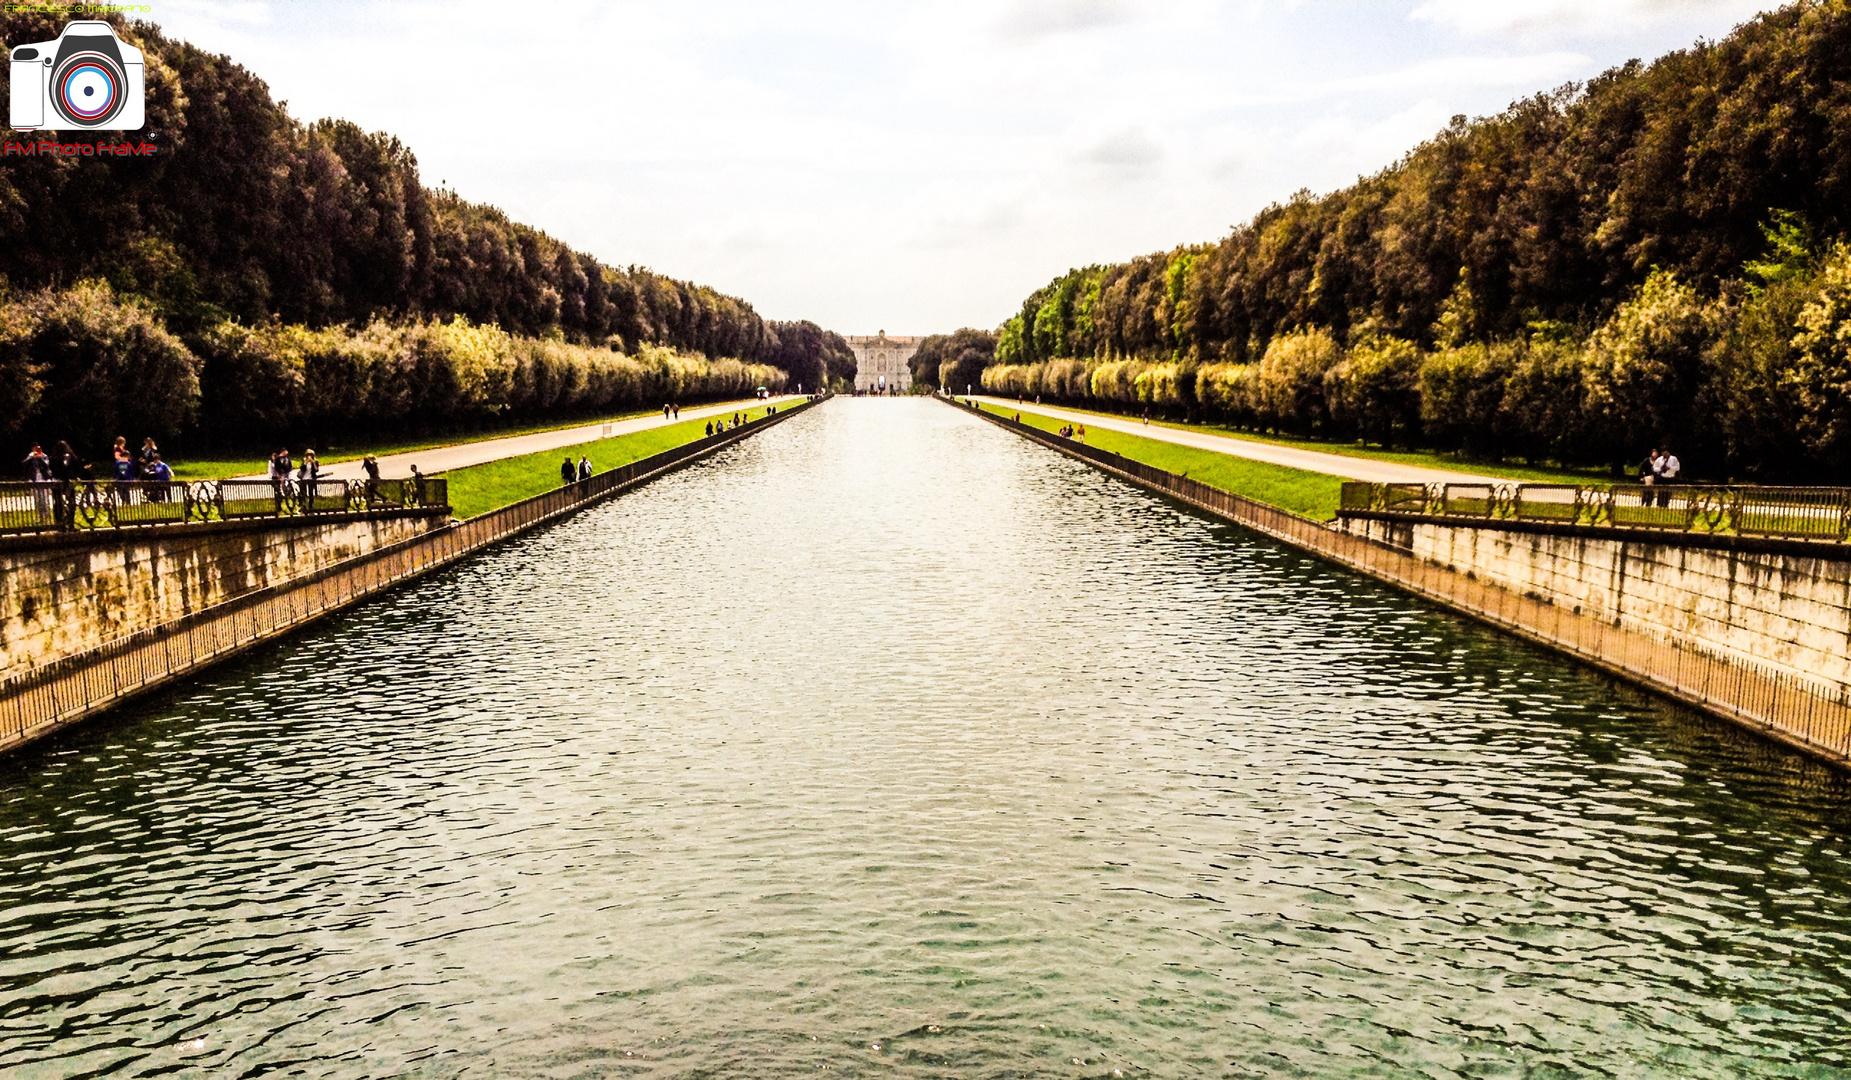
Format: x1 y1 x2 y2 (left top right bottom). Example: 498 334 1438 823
847 332 921 393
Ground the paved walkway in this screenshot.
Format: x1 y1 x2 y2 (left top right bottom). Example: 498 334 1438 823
971 396 1504 486
246 397 802 481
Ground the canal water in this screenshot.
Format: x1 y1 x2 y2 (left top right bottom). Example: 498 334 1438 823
5 399 1851 1079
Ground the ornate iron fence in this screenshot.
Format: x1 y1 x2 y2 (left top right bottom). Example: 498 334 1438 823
1339 481 1851 542
0 476 449 536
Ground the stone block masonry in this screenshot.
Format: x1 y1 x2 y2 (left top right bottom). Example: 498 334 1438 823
1 512 448 684
1340 516 1851 696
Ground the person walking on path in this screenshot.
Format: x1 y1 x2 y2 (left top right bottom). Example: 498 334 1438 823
21 444 53 524
705 421 714 437
672 403 681 419
361 454 381 505
561 457 576 486
577 456 593 481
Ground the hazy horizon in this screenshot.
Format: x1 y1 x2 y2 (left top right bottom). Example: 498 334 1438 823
154 0 1777 334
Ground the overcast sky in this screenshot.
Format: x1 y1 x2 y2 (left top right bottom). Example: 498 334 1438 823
153 0 1777 335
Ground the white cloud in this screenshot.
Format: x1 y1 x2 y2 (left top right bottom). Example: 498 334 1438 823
1410 0 1773 38
992 0 1157 40
1078 127 1165 170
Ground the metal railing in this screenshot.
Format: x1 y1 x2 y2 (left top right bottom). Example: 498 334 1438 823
0 397 822 753
0 476 449 535
1339 481 1851 542
959 400 1851 768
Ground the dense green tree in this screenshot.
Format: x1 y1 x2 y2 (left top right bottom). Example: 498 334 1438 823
0 281 198 452
1788 243 1851 469
0 12 841 453
912 329 997 392
978 1 1851 477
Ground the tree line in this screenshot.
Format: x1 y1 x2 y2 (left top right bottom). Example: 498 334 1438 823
966 1 1851 481
0 13 850 453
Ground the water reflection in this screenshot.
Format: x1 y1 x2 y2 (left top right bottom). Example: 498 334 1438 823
3 398 1850 1078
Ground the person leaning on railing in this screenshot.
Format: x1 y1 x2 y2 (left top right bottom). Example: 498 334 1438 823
1656 450 1681 508
50 441 83 527
141 452 173 503
110 436 135 503
21 443 54 525
268 447 292 513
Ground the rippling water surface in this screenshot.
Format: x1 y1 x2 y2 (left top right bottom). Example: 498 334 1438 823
6 399 1851 1078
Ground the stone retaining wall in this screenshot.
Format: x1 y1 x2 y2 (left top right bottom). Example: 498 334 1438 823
0 512 448 684
1338 516 1851 695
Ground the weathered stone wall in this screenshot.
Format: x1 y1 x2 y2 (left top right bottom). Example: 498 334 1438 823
1339 516 1851 692
1 513 446 683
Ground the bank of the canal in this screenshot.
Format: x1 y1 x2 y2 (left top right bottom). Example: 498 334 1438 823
949 396 1851 771
5 397 1851 1078
0 398 821 756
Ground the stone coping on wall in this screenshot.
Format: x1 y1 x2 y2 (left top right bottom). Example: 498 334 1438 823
1336 509 1851 563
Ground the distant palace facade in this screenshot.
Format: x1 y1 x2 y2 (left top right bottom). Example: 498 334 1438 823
847 332 921 393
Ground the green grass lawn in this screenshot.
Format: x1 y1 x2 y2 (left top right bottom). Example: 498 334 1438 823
165 402 760 480
987 397 1610 485
445 403 788 519
980 402 1344 520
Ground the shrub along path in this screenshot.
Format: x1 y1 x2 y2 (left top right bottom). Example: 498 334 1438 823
971 396 1504 486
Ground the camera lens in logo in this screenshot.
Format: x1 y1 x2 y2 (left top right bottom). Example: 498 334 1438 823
53 51 125 125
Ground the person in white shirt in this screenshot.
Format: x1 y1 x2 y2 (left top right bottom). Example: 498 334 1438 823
1656 451 1681 506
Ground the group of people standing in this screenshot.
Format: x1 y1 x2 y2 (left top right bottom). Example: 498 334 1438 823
17 436 176 525
21 437 173 491
704 412 753 437
267 447 325 484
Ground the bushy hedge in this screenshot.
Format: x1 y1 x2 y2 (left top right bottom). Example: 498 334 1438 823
2 280 787 453
981 255 1851 479
0 281 199 453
